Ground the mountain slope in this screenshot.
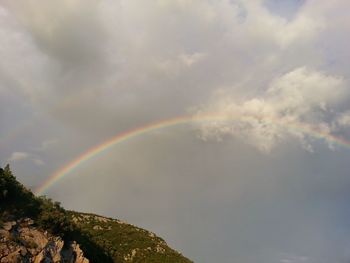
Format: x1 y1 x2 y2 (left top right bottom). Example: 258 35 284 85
0 165 192 263
0 218 89 263
68 211 191 262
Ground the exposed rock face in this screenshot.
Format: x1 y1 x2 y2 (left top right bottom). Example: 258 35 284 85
0 218 89 263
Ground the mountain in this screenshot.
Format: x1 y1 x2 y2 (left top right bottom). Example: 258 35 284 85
0 165 193 263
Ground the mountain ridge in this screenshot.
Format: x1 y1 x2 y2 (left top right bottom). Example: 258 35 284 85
0 165 193 263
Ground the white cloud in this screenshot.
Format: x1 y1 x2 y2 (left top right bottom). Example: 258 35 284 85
280 258 307 263
179 52 207 67
8 151 30 161
279 254 310 263
335 111 350 127
32 158 45 166
7 151 44 166
195 67 348 152
35 138 58 151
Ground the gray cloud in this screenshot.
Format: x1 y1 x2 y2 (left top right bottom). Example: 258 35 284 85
1 1 350 263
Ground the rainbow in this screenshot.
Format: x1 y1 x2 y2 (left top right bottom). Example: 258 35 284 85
34 113 350 195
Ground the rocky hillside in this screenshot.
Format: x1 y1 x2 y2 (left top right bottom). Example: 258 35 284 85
0 218 88 263
0 165 192 263
67 211 191 262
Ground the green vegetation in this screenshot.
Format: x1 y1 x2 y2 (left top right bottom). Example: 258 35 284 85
0 164 41 218
0 164 111 262
0 165 192 263
67 211 192 263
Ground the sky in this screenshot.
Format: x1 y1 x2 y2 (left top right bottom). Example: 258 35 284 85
1 0 350 262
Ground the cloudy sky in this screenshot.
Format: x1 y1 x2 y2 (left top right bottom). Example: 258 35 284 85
1 0 350 262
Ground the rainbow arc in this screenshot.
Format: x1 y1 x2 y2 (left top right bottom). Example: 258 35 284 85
34 114 350 195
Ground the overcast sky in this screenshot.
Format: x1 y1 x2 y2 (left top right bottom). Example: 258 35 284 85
1 0 350 262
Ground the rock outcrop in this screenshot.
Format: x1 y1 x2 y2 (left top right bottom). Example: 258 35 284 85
0 218 89 263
